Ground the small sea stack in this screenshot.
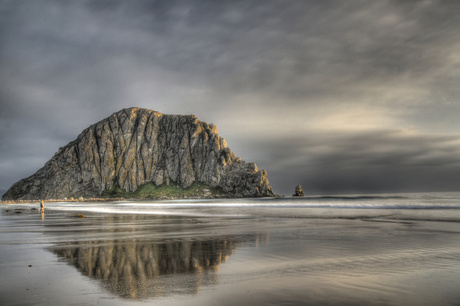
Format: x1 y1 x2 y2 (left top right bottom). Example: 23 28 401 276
293 185 304 197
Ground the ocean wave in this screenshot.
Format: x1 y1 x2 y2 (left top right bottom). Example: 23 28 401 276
283 195 409 201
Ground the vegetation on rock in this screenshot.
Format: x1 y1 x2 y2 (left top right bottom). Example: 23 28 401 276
101 181 229 199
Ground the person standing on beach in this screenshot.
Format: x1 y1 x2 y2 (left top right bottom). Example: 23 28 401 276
40 201 45 213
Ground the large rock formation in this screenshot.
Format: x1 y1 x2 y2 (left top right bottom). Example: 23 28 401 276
3 108 274 200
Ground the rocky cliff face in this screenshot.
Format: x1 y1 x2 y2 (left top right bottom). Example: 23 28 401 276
3 108 274 200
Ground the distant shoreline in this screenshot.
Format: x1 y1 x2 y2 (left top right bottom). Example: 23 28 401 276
0 194 274 205
0 198 125 205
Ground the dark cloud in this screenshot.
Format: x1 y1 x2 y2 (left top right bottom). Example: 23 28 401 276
1 0 459 195
245 131 460 194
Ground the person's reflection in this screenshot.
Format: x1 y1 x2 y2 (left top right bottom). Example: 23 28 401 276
52 238 239 299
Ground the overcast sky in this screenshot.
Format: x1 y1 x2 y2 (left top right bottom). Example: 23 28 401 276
1 0 459 195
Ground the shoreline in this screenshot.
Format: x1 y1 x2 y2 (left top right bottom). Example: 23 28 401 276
0 198 125 205
0 194 279 205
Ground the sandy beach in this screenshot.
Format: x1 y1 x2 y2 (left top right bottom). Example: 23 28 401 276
1 194 460 305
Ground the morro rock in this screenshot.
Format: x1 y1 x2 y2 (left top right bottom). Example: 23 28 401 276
3 108 274 200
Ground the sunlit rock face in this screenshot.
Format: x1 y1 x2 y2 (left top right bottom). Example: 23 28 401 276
3 107 274 200
52 238 238 299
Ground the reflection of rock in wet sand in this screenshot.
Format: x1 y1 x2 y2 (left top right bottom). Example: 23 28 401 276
52 238 239 299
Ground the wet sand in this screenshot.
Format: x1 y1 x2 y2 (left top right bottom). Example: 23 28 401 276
1 196 460 305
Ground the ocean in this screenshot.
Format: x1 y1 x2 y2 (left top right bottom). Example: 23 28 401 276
1 192 460 305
